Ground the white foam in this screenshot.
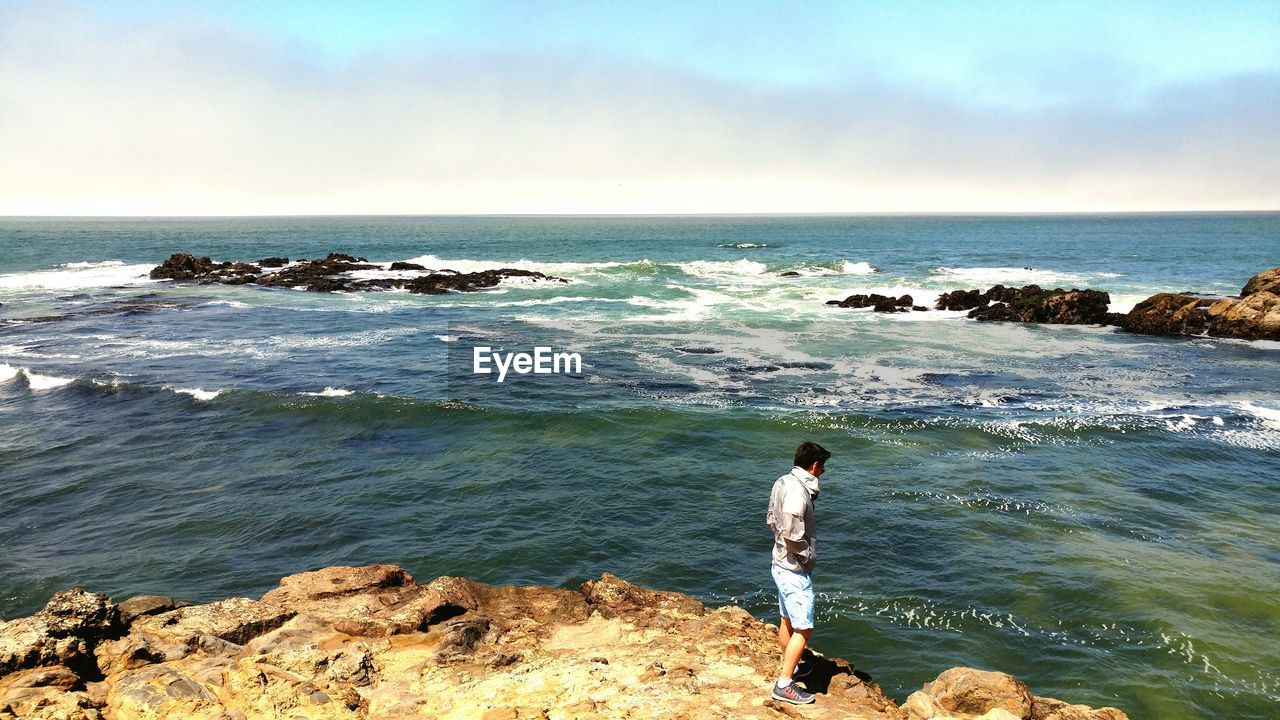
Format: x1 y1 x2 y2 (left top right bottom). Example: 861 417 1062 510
933 266 1091 287
0 363 19 382
304 387 353 397
784 260 877 277
840 260 877 275
400 253 648 278
434 335 457 342
346 268 427 281
0 261 157 290
1107 294 1150 314
1241 402 1280 430
678 259 768 278
23 369 75 390
174 387 221 401
718 242 769 249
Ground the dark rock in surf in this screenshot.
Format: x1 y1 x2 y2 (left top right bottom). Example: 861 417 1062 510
1116 293 1214 336
779 271 801 277
827 293 916 312
149 254 216 280
935 288 987 311
933 284 1112 324
149 252 568 295
404 268 565 295
969 287 1112 324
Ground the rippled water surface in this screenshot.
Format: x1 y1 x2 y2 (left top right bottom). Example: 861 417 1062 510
1 215 1278 719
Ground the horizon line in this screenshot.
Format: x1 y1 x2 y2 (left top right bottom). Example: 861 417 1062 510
4 209 1280 220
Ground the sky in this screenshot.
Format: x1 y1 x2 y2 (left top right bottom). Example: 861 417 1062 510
1 0 1278 214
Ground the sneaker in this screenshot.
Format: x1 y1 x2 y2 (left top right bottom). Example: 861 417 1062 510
771 680 816 705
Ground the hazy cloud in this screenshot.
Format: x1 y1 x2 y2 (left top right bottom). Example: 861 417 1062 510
1 1 1277 214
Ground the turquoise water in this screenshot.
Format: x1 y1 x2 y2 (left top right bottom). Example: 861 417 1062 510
1 215 1277 719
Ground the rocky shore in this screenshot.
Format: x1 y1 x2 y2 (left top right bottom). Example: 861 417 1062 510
827 267 1280 342
0 566 1127 720
149 253 568 294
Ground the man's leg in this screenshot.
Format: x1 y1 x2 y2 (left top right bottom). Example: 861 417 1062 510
779 626 812 680
777 616 792 651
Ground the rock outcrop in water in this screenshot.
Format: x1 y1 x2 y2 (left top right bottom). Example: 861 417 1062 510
826 294 927 312
824 267 1280 342
932 286 1113 325
149 253 568 294
0 565 1128 720
1115 267 1280 341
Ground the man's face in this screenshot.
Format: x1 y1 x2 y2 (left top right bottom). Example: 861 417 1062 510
811 461 825 478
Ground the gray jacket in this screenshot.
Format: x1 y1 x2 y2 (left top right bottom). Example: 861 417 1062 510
766 466 820 573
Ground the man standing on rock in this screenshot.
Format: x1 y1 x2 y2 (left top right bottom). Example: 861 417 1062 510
765 440 830 705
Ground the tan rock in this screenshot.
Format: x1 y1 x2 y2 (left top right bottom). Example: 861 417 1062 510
0 684 102 720
1241 267 1280 297
128 597 294 649
117 596 182 626
261 565 413 607
1208 290 1280 340
0 568 1129 720
917 667 1033 719
581 573 706 616
0 589 120 678
1032 696 1129 720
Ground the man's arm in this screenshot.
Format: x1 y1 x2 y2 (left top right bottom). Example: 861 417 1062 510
777 500 812 568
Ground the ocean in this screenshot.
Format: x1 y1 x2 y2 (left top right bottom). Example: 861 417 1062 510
1 214 1277 719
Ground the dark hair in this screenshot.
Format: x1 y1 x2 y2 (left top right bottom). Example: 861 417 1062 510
793 441 831 470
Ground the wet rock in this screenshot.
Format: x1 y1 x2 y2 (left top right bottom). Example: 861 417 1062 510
389 261 426 271
403 268 566 294
779 270 801 277
827 293 917 312
1118 293 1214 336
149 252 568 294
936 288 988 311
149 253 216 280
967 286 1112 324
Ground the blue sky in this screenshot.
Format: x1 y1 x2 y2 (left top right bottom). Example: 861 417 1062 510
100 0 1280 106
2 1 1278 213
